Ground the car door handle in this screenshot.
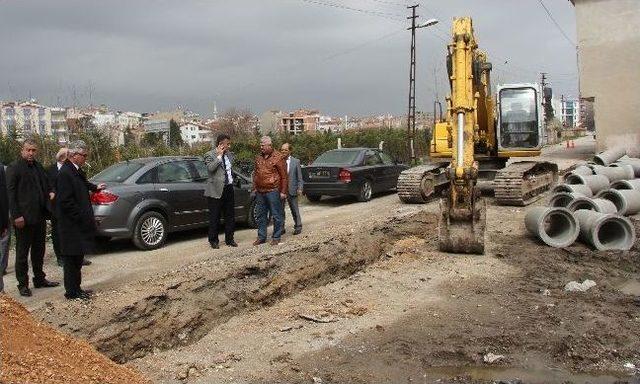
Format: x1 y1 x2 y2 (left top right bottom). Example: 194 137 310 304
159 188 170 192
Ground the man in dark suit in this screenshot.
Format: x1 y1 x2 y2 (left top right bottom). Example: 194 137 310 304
280 143 304 235
47 148 93 268
203 133 238 249
56 140 104 300
0 162 9 293
7 139 59 297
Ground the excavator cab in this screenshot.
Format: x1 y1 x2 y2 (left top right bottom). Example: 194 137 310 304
497 84 544 155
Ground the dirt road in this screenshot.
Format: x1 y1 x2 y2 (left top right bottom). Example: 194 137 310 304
9 135 640 383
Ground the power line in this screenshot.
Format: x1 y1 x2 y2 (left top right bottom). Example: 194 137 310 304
299 0 405 21
537 0 576 47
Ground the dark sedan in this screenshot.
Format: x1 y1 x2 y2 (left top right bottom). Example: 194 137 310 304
88 156 257 250
302 148 408 202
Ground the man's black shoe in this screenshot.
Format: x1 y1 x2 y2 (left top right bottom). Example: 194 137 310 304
19 287 32 297
65 293 82 300
293 229 302 235
33 279 60 288
226 241 238 247
210 242 220 249
82 259 92 266
79 289 94 299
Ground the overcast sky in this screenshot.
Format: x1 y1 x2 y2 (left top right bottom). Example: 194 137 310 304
0 0 578 117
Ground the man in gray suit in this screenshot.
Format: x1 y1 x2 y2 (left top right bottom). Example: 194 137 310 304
280 143 303 235
203 134 237 249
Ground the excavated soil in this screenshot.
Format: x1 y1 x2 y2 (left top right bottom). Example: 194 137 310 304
0 294 149 384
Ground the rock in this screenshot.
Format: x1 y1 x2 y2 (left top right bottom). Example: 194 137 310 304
623 362 636 370
564 280 596 292
541 289 551 296
312 377 323 383
483 352 505 363
213 353 227 364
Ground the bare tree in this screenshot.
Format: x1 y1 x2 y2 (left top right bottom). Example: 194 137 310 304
218 107 257 137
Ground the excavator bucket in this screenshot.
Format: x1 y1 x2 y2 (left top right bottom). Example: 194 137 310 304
438 197 486 254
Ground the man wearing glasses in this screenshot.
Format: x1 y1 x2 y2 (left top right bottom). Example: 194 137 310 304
55 140 105 300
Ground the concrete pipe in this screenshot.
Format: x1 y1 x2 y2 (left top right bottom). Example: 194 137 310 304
573 209 636 251
612 159 640 177
611 179 640 191
524 207 579 248
552 183 594 197
590 164 635 182
567 197 618 214
596 188 640 215
565 174 610 194
549 192 584 208
566 165 594 177
593 147 627 166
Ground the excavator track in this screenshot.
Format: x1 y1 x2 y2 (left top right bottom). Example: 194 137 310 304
397 164 447 204
493 161 558 206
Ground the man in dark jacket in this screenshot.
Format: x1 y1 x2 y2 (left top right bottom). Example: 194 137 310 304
7 139 59 297
47 148 93 268
0 162 9 293
56 140 104 300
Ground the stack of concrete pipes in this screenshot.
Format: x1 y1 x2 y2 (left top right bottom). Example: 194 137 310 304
524 148 638 251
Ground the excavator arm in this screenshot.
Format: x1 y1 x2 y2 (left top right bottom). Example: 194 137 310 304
438 17 486 254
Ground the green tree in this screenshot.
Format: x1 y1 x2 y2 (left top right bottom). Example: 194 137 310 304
169 119 184 148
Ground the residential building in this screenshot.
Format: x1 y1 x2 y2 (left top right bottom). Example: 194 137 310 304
571 0 640 151
317 115 342 133
561 97 580 128
0 101 69 144
279 109 320 135
180 121 213 145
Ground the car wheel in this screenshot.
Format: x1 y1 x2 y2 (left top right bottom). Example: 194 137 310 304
306 194 321 202
133 211 167 250
247 198 258 229
357 180 373 202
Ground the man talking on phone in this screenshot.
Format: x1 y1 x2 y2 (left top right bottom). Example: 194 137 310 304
203 133 237 249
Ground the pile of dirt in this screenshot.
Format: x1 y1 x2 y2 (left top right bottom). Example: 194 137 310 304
0 294 149 384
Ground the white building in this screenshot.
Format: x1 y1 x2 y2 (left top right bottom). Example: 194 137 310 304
0 101 69 144
180 122 212 145
561 98 580 128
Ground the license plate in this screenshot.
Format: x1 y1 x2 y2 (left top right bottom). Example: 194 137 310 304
312 170 330 178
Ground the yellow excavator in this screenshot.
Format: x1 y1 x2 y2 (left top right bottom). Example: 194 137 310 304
397 17 558 253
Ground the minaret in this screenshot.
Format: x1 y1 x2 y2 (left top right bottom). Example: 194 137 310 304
213 101 218 121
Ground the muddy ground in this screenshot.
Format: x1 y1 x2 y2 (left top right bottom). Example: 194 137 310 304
11 136 640 383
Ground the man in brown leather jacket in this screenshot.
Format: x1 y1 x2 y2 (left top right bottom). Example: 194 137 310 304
252 136 288 246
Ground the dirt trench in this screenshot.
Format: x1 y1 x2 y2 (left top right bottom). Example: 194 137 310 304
87 210 437 363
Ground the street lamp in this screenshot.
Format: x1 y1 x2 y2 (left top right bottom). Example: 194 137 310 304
407 8 439 164
417 18 439 29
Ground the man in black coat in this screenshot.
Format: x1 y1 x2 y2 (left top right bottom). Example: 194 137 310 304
0 162 9 293
47 148 93 268
56 140 104 300
7 139 59 297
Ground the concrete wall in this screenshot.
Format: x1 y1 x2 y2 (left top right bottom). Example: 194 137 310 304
573 0 640 152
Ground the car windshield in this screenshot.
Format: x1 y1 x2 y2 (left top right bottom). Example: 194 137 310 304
92 161 144 182
313 150 360 165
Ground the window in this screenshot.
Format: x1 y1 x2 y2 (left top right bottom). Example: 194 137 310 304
190 160 208 181
93 162 144 182
137 169 156 184
364 150 382 166
313 150 361 165
378 151 394 165
499 87 540 149
156 161 193 183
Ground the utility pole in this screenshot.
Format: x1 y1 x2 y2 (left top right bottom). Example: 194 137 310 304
407 4 419 164
540 72 547 123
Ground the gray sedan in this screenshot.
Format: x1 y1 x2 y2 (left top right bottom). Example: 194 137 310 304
89 156 257 250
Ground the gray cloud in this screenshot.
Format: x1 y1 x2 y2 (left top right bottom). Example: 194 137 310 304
0 0 578 117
